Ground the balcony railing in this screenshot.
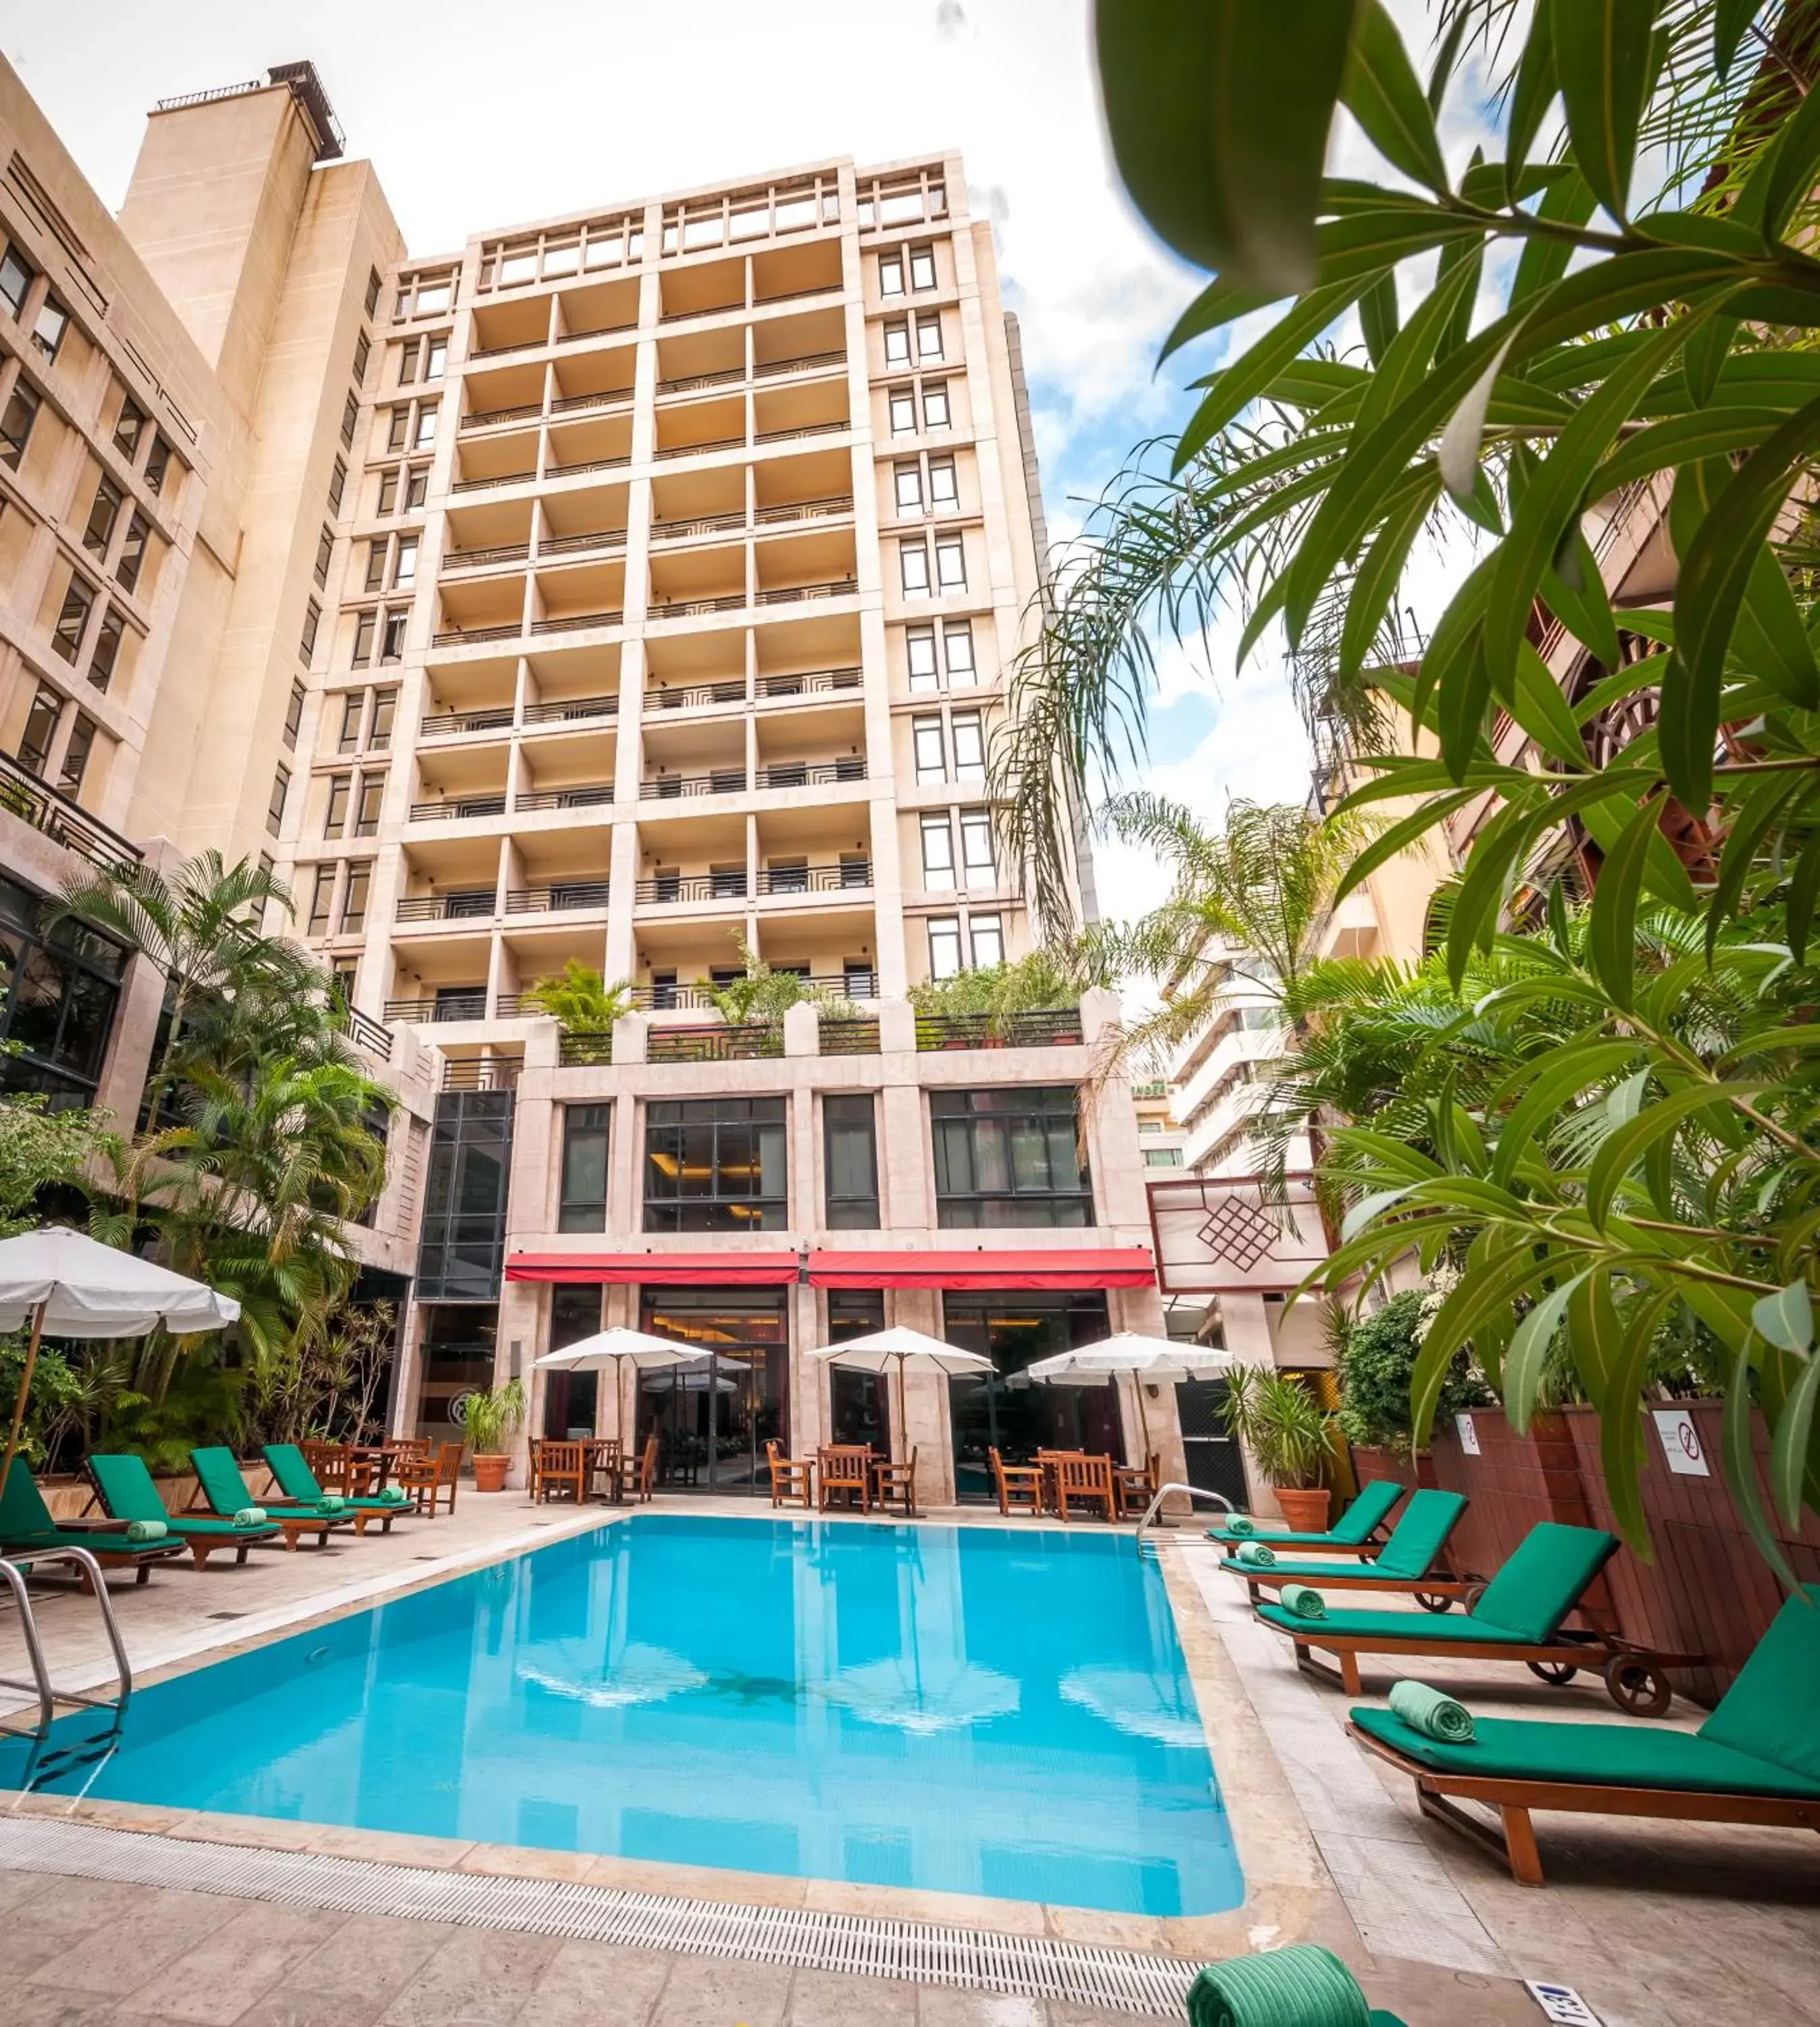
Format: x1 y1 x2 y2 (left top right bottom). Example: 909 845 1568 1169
504 882 609 913
0 751 141 872
636 873 748 905
530 609 622 634
493 993 526 1017
396 889 495 922
547 454 632 480
450 469 538 494
408 794 507 822
655 591 744 617
755 577 857 606
757 666 862 699
819 1018 881 1056
754 495 853 526
558 1031 614 1067
650 509 747 543
524 695 617 725
648 1023 784 1063
630 970 874 1011
653 434 744 461
640 769 748 799
384 992 488 1024
539 528 626 558
657 364 746 395
915 1008 1086 1053
420 706 513 738
551 390 632 417
442 1056 522 1091
755 861 871 895
443 542 530 572
758 757 865 789
460 401 542 431
754 420 847 445
513 784 613 811
432 622 520 647
340 1005 394 1061
753 347 846 380
648 679 745 711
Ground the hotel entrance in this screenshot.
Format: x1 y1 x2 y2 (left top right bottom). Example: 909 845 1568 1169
635 1286 788 1494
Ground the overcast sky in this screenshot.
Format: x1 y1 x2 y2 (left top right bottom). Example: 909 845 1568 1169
9 0 1400 922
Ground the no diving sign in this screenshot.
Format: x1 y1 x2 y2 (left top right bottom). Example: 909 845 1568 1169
1652 1407 1710 1478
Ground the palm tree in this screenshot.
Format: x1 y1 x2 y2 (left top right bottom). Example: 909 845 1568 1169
520 958 635 1032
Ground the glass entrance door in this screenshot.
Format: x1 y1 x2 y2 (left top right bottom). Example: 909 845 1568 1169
635 1287 788 1494
942 1291 1115 1502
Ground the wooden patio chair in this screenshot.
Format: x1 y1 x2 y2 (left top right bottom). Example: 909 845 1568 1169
1052 1453 1116 1522
1113 1451 1160 1520
616 1434 660 1503
989 1447 1044 1517
530 1438 588 1505
765 1439 813 1510
301 1441 355 1495
871 1447 917 1518
817 1444 871 1513
397 1440 463 1516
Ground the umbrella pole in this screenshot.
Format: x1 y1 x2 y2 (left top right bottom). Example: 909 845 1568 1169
1 1299 47 1493
894 1357 906 1468
1133 1376 1153 1464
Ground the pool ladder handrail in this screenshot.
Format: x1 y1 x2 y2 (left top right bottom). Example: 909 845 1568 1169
1134 1482 1235 1555
0 1545 134 1745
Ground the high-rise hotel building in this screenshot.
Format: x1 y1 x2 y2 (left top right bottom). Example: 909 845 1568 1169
0 59 1170 1504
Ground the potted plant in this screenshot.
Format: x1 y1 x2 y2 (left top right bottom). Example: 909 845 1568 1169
1219 1367 1336 1532
1334 1288 1490 1484
462 1378 525 1494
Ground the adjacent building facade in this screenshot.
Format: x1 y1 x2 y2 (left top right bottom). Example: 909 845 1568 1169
0 59 1173 1505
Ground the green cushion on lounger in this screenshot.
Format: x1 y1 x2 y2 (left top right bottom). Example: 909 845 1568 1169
261 1444 407 1519
1219 1489 1468 1586
1209 1476 1401 1549
1348 1706 1820 1800
0 1459 170 1559
1465 1522 1618 1643
89 1453 278 1538
1698 1584 1820 1784
1258 1600 1537 1643
191 1445 348 1526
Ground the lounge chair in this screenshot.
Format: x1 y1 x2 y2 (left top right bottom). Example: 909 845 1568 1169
261 1443 411 1533
1207 1474 1402 1553
1221 1489 1471 1611
87 1452 283 1568
1349 1583 1820 1885
1256 1522 1692 1714
1 1459 184 1587
188 1446 353 1551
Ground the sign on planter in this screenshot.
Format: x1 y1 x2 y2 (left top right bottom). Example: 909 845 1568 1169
1455 1412 1480 1455
1652 1407 1710 1478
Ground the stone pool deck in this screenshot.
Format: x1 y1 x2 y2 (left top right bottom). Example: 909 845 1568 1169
0 1495 1813 2026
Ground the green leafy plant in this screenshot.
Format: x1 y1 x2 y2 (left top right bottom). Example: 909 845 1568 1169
1334 1287 1490 1449
1218 1366 1337 1490
462 1376 526 1456
521 959 634 1033
702 939 857 1027
909 949 1083 1034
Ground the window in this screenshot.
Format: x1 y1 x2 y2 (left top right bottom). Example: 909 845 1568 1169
944 620 976 684
354 774 385 837
365 268 382 317
324 777 351 835
935 532 967 591
824 1094 879 1229
909 243 938 291
928 455 959 511
879 251 905 297
380 611 407 662
113 395 147 459
88 607 125 693
906 624 940 693
1144 1146 1186 1168
31 295 68 364
351 612 376 666
338 693 363 753
559 1103 611 1232
928 916 963 980
888 386 916 435
315 524 334 587
920 813 955 889
376 469 399 516
82 478 122 558
894 463 922 515
922 381 951 430
328 457 347 514
415 1088 514 1301
17 685 59 776
371 689 397 749
116 512 149 595
353 330 371 382
300 599 322 662
406 466 428 510
393 534 418 587
307 866 336 936
399 339 420 383
970 911 1005 968
912 715 945 782
143 434 172 495
899 541 930 596
883 320 911 368
0 872 128 1105
0 245 34 319
413 405 438 449
415 281 450 316
959 808 995 889
0 382 39 468
388 408 408 453
1138 1118 1163 1134
915 311 944 360
931 1086 1092 1228
643 1096 788 1232
268 765 290 836
426 336 447 380
51 576 94 663
284 677 305 749
365 541 386 593
343 392 361 448
340 861 371 932
951 711 985 780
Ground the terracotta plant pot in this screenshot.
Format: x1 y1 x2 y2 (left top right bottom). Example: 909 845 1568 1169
472 1453 509 1495
1273 1486 1332 1533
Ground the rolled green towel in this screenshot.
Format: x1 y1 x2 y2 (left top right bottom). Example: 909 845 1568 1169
1235 1541 1276 1568
123 1518 167 1543
1388 1679 1475 1743
232 1506 268 1526
1279 1584 1327 1620
1187 1943 1370 2027
1224 1515 1257 1536
378 1486 410 1505
318 1494 347 1512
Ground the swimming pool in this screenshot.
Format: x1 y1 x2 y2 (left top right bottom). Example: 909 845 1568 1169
9 1514 1242 1916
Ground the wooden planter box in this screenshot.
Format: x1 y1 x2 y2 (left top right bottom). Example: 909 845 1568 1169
1562 1402 1820 1707
1348 1445 1439 1497
43 1469 203 1522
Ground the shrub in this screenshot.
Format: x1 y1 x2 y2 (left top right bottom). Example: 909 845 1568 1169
1335 1291 1490 1451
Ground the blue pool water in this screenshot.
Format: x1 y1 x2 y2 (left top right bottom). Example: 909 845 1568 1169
10 1515 1241 1915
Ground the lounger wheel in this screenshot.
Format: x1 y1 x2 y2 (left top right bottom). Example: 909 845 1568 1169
1603 1653 1673 1718
1526 1659 1579 1686
1462 1580 1488 1612
1413 1590 1453 1614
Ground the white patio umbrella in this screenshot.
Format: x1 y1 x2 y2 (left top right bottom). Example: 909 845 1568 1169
534 1325 709 1443
0 1226 242 1490
808 1325 994 1491
1023 1332 1234 1459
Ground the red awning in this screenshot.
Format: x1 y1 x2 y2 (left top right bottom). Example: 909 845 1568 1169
807 1248 1156 1291
505 1251 801 1286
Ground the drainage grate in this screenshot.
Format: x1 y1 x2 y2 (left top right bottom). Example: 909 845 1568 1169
0 1818 1195 2015
205 1611 247 1622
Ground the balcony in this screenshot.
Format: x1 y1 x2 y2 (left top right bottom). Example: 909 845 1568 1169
524 694 618 726
630 970 874 1009
513 782 613 812
460 401 542 433
647 678 747 712
636 872 749 905
0 749 142 872
420 705 514 739
755 576 856 607
819 1018 881 1055
503 881 609 913
408 793 507 823
558 1032 614 1067
648 1023 784 1063
340 1005 394 1061
759 757 865 790
397 889 496 922
539 528 626 560
758 666 861 700
443 1056 523 1092
650 507 747 544
385 991 488 1024
755 859 871 894
529 609 622 636
443 541 531 573
915 1009 1086 1053
640 768 748 799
